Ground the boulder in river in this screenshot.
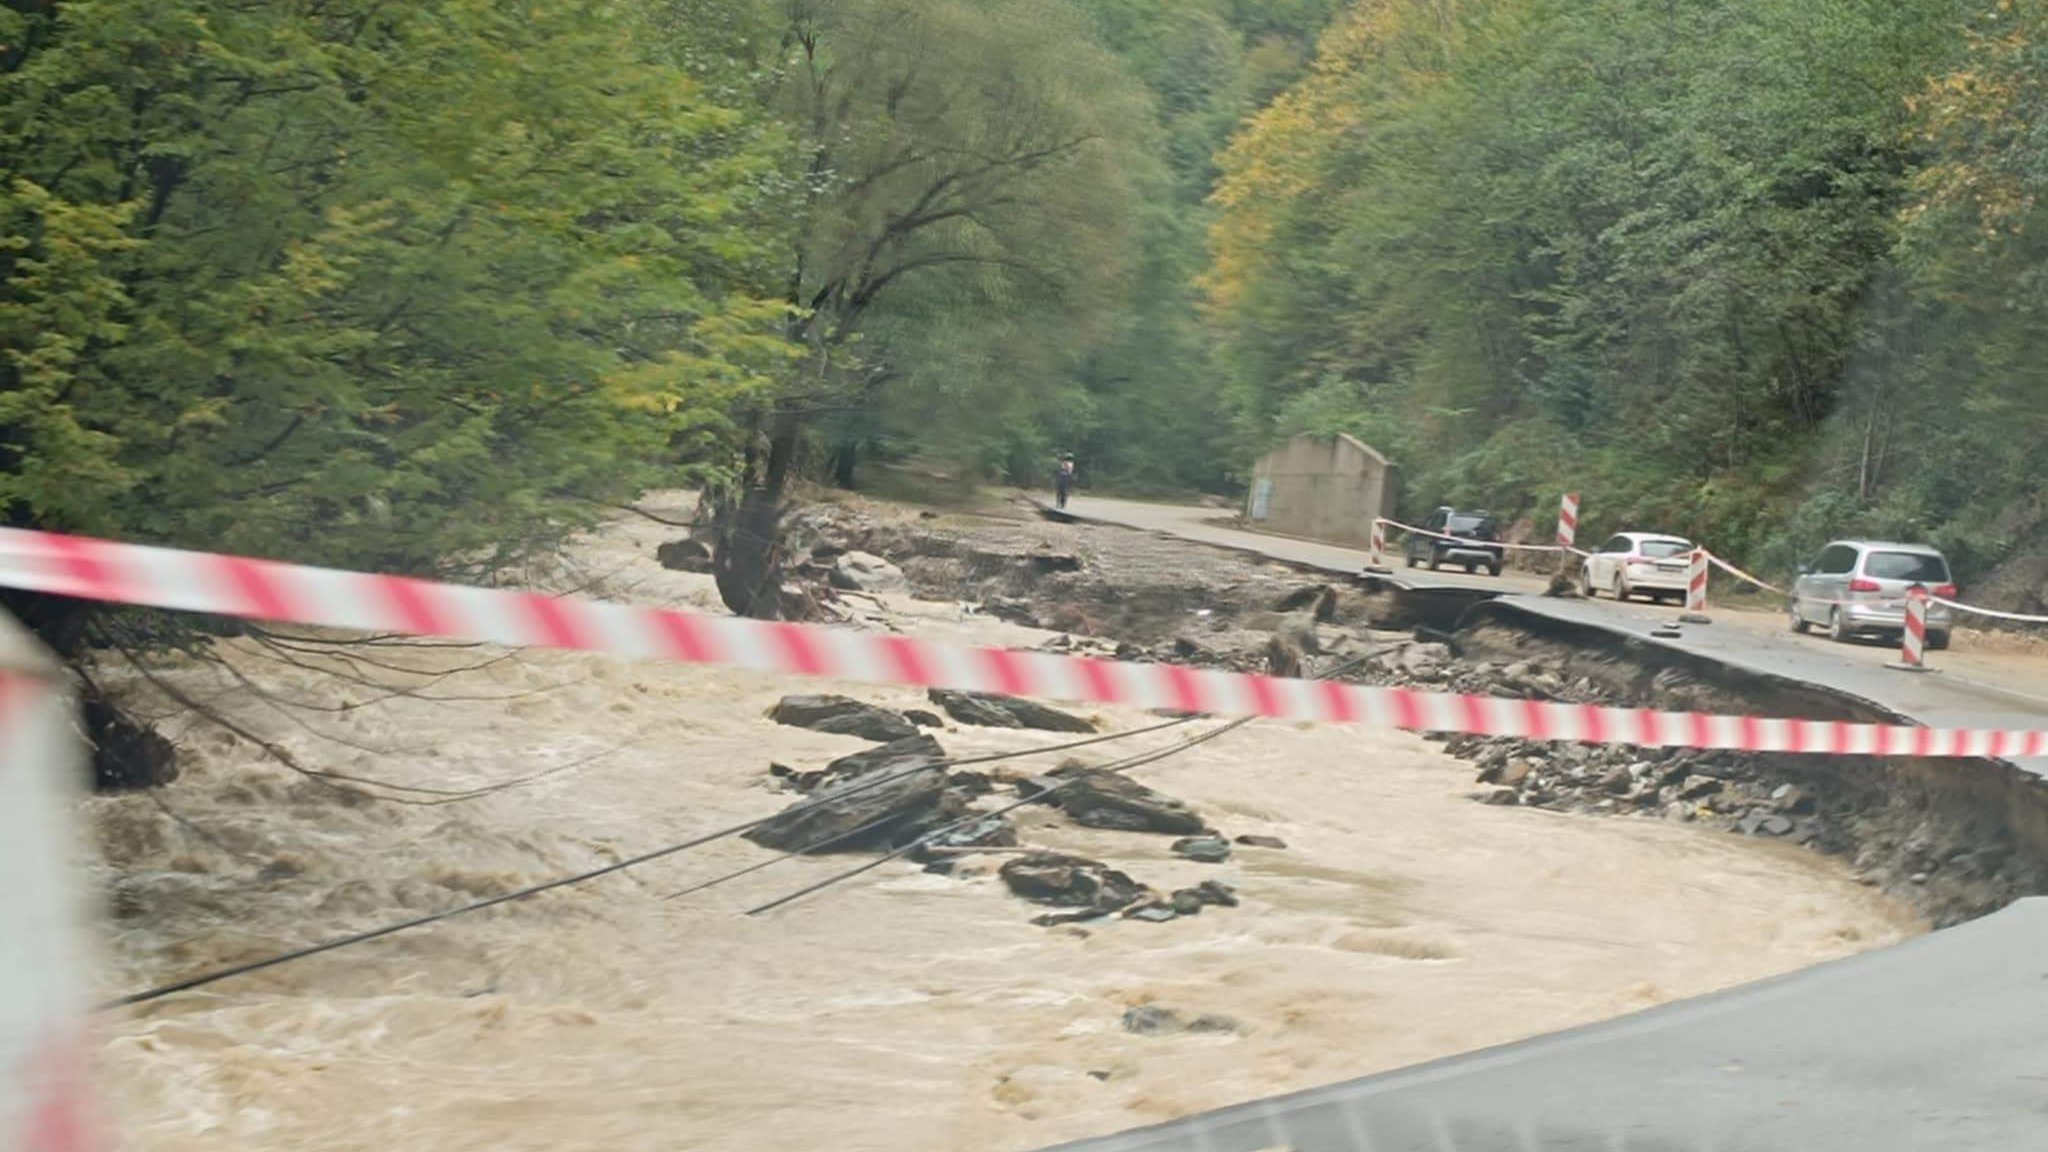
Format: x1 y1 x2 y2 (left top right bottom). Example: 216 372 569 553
744 738 951 852
999 851 1145 914
768 694 920 743
817 734 946 783
928 688 1096 734
1171 835 1232 863
1046 761 1207 835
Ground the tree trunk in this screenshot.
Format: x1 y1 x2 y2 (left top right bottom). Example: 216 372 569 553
831 440 859 489
711 410 805 619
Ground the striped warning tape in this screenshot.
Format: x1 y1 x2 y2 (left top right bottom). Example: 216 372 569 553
1375 517 1591 557
0 527 2044 758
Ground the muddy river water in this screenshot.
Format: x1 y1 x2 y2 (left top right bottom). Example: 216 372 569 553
88 502 1920 1151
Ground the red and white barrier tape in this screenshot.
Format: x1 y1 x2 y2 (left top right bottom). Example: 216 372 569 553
1932 597 2048 625
2 528 2047 758
1705 552 1787 596
1375 518 1590 557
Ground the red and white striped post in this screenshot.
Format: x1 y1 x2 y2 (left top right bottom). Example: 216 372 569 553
1 613 96 1152
1891 585 1933 673
1365 518 1391 573
1678 548 1712 623
1556 493 1579 550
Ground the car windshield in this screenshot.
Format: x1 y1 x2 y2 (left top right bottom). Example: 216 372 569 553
1864 551 1949 583
1447 515 1490 532
1641 540 1690 559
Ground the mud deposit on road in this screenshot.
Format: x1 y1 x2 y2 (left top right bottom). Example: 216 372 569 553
92 495 1916 1151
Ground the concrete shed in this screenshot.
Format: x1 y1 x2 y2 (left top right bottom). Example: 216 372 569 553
1245 433 1400 548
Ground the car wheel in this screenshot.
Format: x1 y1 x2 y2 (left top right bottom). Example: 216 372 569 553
1462 562 1475 574
1405 552 1417 569
1429 551 1441 572
1487 561 1502 577
1613 574 1629 602
1928 631 1951 651
1790 606 1809 634
1828 609 1852 644
1578 567 1596 598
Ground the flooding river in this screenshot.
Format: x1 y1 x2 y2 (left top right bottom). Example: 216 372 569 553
88 502 1919 1151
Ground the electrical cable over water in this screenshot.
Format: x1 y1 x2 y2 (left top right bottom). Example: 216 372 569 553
101 714 1202 1009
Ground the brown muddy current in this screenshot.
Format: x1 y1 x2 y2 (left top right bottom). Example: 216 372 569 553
87 498 1919 1151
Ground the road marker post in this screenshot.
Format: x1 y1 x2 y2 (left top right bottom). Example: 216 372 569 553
1363 518 1393 574
1889 585 1934 673
1556 494 1579 550
0 613 97 1152
1677 548 1713 624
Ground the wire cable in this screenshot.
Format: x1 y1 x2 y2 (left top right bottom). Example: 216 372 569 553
101 714 1194 1009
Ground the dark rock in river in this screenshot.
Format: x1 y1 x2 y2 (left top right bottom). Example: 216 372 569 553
768 694 920 743
928 688 1096 734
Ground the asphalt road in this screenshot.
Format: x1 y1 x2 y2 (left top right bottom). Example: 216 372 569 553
1059 495 2048 774
1043 897 2048 1152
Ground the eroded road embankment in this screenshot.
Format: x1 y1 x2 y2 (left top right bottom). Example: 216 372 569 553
814 501 2048 928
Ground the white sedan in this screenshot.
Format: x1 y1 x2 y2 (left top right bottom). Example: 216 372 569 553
1578 532 1695 603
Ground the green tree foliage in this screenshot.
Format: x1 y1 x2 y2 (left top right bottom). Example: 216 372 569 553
752 0 1148 490
2 0 791 590
1204 0 2048 584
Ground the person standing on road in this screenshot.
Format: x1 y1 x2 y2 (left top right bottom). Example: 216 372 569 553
1054 454 1076 509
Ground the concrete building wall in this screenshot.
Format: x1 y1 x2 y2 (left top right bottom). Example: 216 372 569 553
1245 434 1400 547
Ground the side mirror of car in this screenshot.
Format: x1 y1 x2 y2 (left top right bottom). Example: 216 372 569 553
1795 562 1810 575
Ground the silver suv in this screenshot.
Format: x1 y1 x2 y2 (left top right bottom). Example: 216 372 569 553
1791 540 1955 648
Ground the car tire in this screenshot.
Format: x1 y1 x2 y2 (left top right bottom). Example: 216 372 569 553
1579 568 1596 598
1461 562 1475 574
1487 561 1501 577
1828 609 1852 644
1405 552 1417 569
1429 552 1441 572
1790 607 1809 634
1929 631 1951 652
1613 575 1629 602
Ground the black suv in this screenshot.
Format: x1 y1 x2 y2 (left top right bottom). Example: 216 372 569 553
1404 507 1504 575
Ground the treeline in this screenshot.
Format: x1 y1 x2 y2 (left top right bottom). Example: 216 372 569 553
1207 0 2048 589
1 0 1332 628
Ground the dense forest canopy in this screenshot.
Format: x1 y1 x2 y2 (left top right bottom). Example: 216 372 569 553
6 0 2048 628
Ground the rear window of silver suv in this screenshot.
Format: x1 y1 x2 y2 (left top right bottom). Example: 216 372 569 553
1863 551 1949 583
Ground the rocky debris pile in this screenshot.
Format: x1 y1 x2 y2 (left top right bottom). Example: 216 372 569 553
767 694 919 744
1450 732 1838 845
829 551 908 594
1121 1005 1242 1036
927 688 1095 733
1340 650 1846 847
1024 759 1210 835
